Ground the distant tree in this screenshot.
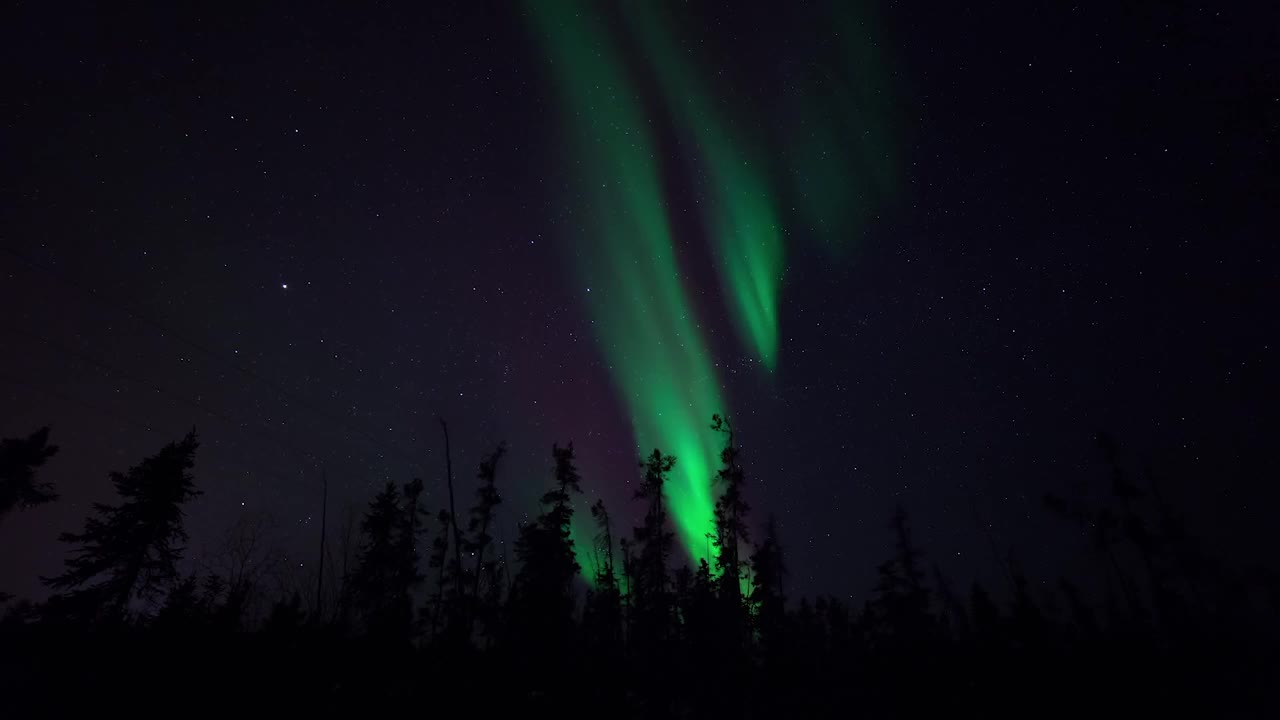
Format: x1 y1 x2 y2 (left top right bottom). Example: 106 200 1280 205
1058 578 1097 637
424 508 452 639
346 483 399 633
346 479 423 642
399 478 427 617
466 442 507 639
509 442 583 660
589 499 618 592
672 555 718 716
264 591 307 635
0 426 60 520
969 581 1002 644
685 557 716 640
149 572 234 632
153 574 203 630
619 535 635 618
631 449 676 645
932 562 970 640
710 415 751 653
710 415 750 605
749 515 787 661
1008 558 1048 650
582 499 622 661
200 573 243 630
869 506 934 645
203 511 286 627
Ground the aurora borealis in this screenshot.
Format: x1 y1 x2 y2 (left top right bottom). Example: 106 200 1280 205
525 3 728 564
522 0 907 566
624 2 786 371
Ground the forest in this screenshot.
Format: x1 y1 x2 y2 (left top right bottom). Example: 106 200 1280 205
0 418 1275 718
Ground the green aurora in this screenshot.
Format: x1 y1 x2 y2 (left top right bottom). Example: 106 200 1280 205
526 3 726 566
525 1 896 569
775 2 900 256
625 2 785 371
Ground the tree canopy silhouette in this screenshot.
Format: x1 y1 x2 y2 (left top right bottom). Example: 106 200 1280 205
508 442 583 666
0 418 1272 718
43 429 201 620
0 426 60 520
345 479 424 642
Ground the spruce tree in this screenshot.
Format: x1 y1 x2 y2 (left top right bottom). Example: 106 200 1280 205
44 430 201 620
710 415 750 602
632 448 676 643
583 499 622 660
424 508 452 639
870 506 934 646
749 515 787 661
509 442 583 661
710 414 751 653
467 442 507 626
346 479 423 641
0 426 60 520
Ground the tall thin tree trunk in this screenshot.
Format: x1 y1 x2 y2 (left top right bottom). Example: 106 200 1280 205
439 418 464 613
315 469 327 619
472 515 490 606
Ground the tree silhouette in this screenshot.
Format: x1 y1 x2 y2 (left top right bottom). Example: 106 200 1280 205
869 506 933 645
153 573 204 631
677 557 716 653
749 515 787 663
588 499 618 592
43 430 201 621
582 499 623 671
631 448 676 646
710 414 751 652
711 415 750 601
0 426 60 520
203 511 285 627
399 477 427 626
509 442 583 671
346 480 423 642
0 421 1274 716
466 442 506 641
424 507 452 639
264 591 307 634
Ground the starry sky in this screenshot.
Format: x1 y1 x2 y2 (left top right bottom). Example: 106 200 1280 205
2 1 1277 603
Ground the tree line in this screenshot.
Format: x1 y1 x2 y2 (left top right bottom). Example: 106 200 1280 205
0 418 1275 717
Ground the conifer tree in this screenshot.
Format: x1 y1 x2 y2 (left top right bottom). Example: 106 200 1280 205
0 426 60 520
424 508 452 639
870 506 933 645
467 443 506 619
509 443 583 657
749 515 787 659
710 415 750 604
44 430 201 620
347 482 403 635
583 499 622 658
632 448 676 643
710 414 751 656
347 479 423 641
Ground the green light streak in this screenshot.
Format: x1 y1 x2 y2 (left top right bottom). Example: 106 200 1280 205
526 2 723 564
777 1 900 255
568 510 596 589
526 1 898 567
625 3 785 371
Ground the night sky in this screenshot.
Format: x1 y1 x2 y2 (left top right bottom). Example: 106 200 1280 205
3 1 1276 604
